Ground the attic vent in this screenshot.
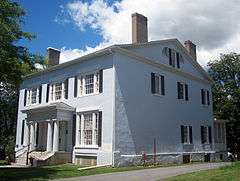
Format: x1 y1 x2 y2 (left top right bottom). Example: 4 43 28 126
162 47 184 68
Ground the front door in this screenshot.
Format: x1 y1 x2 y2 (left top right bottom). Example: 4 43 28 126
36 122 47 151
59 121 68 151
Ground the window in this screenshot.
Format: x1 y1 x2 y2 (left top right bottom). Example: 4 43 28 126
181 125 193 144
48 80 68 102
177 82 189 100
75 70 103 97
21 120 25 145
201 126 212 144
25 86 41 106
151 73 165 95
85 74 94 94
201 89 210 105
78 111 102 146
163 47 182 69
83 113 93 145
55 82 62 100
214 122 225 144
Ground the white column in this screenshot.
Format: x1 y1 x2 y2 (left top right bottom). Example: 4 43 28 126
80 114 84 145
23 120 29 146
75 115 80 147
30 123 35 151
92 113 96 145
46 121 53 152
53 121 59 152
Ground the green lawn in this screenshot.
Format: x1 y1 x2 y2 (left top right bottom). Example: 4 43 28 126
0 163 172 181
167 162 240 181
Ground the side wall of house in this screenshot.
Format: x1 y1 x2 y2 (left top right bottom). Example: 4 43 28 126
113 52 214 166
16 54 115 165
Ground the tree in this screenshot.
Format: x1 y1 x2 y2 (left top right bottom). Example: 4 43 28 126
0 0 45 159
208 53 240 159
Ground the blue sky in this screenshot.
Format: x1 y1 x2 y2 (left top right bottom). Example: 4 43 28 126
18 0 116 56
18 0 240 65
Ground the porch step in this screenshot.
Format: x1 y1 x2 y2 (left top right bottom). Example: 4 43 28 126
15 155 27 165
29 151 54 161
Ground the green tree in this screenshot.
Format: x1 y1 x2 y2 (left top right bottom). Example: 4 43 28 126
208 53 240 159
0 0 45 159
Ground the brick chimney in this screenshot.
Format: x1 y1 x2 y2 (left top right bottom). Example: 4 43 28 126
184 40 197 60
47 47 60 66
132 13 148 43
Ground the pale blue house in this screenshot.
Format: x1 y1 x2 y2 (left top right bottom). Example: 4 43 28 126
15 13 227 166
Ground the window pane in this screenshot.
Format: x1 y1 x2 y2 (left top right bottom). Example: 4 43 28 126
55 83 62 100
155 75 160 94
183 126 188 143
85 74 94 94
84 113 93 145
31 88 37 104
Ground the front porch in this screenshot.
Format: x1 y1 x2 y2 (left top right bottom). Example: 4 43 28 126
20 102 75 165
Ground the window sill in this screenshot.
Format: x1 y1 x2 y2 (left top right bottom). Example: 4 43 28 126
152 93 164 97
75 145 99 149
77 92 101 98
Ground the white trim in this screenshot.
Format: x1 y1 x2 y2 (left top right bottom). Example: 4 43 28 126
76 107 100 113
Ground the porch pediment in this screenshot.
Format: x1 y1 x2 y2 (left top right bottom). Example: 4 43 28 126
22 102 75 122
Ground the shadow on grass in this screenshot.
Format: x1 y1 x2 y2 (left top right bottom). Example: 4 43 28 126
0 164 81 181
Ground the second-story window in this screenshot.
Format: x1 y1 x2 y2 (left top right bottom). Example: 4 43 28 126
85 74 94 94
48 79 68 102
74 70 103 97
151 73 165 95
177 82 189 101
25 86 42 106
31 88 37 104
201 89 210 105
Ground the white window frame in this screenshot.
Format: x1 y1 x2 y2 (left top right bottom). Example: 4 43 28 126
183 125 191 144
49 81 66 102
77 70 100 97
177 82 188 100
79 111 99 147
26 87 39 106
153 73 164 95
201 89 210 106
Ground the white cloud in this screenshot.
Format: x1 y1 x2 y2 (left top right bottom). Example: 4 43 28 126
57 0 240 66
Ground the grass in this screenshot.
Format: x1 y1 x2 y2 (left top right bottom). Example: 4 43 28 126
0 163 178 181
167 162 240 181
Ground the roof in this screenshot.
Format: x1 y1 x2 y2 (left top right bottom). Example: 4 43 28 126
22 102 75 113
23 39 212 83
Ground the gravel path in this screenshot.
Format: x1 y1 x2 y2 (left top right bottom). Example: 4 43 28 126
54 162 230 181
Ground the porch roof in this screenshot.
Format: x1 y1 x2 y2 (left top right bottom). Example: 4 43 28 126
22 102 75 122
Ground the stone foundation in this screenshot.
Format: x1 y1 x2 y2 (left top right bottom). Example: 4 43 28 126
75 155 97 166
113 151 228 167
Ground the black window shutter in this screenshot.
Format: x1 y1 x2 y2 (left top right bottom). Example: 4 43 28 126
64 78 68 99
36 123 39 145
177 82 181 99
98 111 102 147
189 126 193 144
24 89 27 106
176 52 180 68
207 91 210 105
46 84 50 103
181 125 184 143
169 48 172 65
39 85 42 104
201 89 205 104
161 75 165 95
99 69 103 93
208 126 212 143
74 76 78 97
201 126 204 144
185 84 189 101
151 73 155 94
21 120 25 145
